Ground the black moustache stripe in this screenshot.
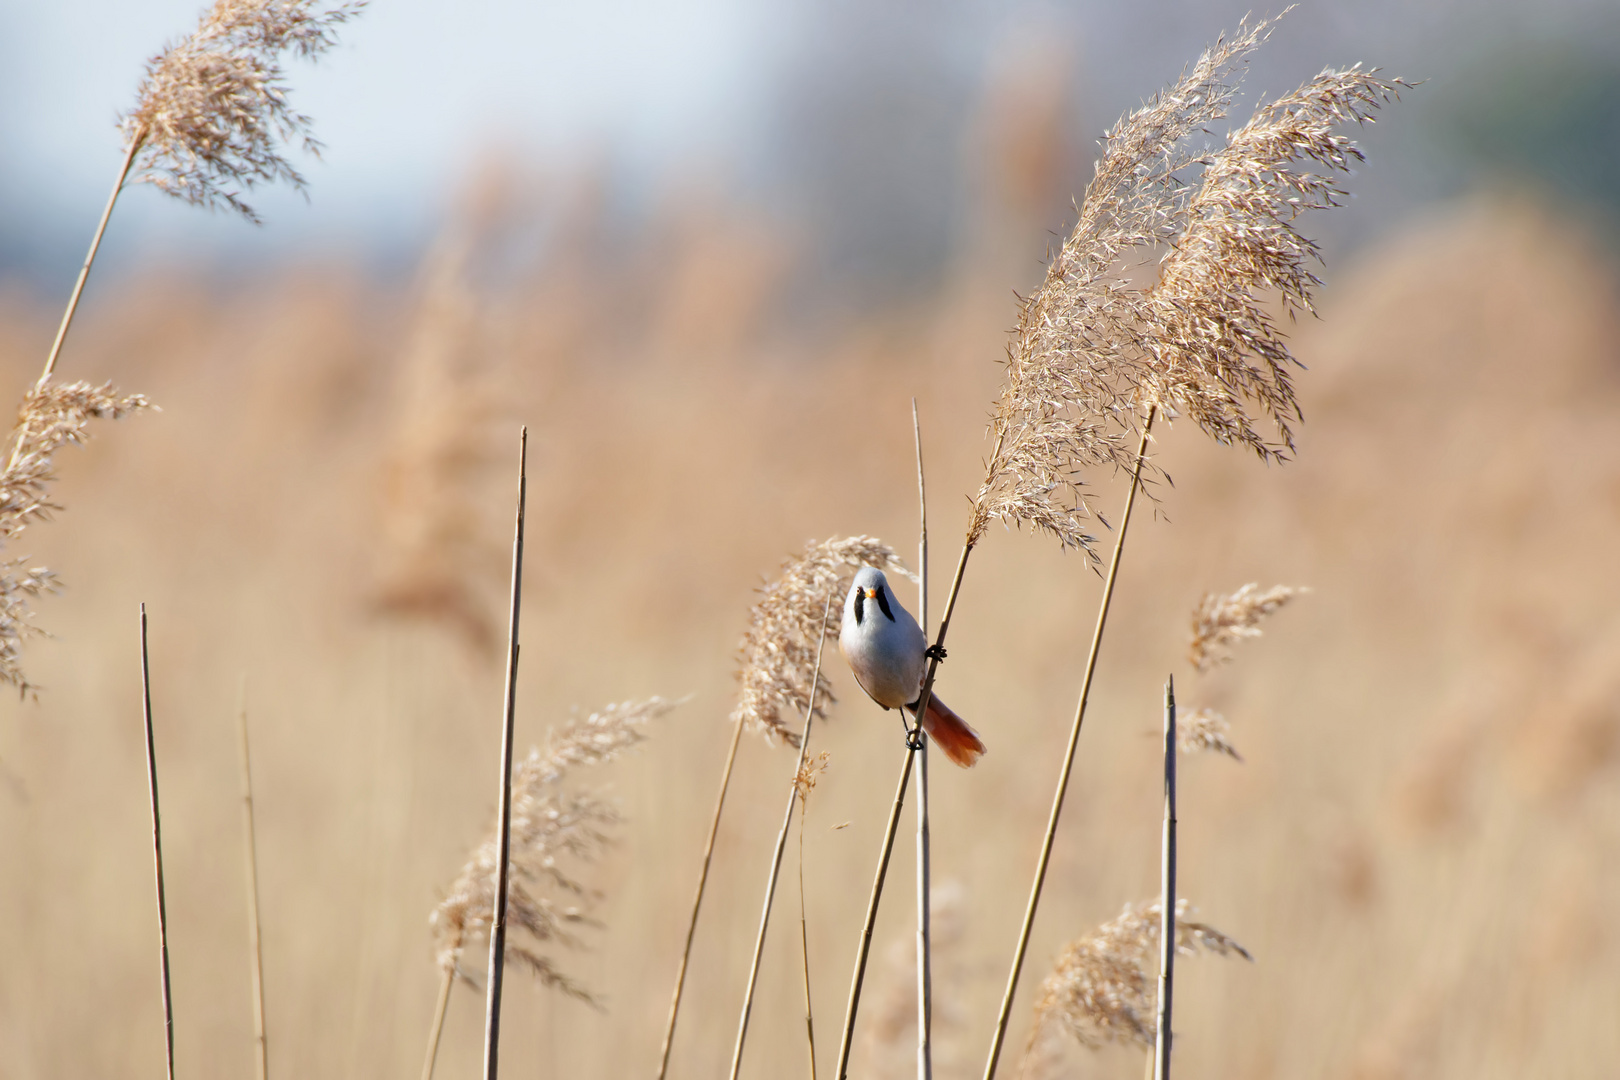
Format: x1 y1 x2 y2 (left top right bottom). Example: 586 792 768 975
853 587 865 625
875 586 895 622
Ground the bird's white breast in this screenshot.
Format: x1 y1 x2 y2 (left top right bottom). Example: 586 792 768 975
840 594 928 710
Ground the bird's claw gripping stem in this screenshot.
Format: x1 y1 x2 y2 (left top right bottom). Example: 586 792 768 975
924 644 947 662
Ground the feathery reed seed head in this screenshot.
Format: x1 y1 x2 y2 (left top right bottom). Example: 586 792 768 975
1031 899 1250 1052
0 381 151 695
123 0 366 221
1188 582 1305 672
1178 706 1243 760
970 14 1402 555
732 536 913 747
429 696 680 1003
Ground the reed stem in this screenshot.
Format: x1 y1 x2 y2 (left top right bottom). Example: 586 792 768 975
1154 676 1177 1080
798 760 818 1080
481 428 528 1080
140 604 175 1080
35 129 145 390
422 966 454 1080
981 407 1157 1080
913 398 933 1080
834 744 914 1080
655 711 747 1080
728 592 835 1080
236 676 269 1080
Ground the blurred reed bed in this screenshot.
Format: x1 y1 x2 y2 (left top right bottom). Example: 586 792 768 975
0 16 1618 1080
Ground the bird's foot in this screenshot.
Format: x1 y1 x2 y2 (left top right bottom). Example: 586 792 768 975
905 725 926 751
924 644 947 662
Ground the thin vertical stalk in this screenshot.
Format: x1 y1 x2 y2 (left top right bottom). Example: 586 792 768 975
1154 677 1177 1080
236 677 269 1080
655 711 747 1080
728 592 835 1080
421 967 454 1080
140 604 175 1080
797 762 818 1080
35 130 145 390
835 746 914 1080
482 428 528 1080
912 398 932 1080
981 407 1157 1080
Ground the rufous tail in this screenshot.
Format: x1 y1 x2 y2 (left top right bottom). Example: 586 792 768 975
921 695 987 769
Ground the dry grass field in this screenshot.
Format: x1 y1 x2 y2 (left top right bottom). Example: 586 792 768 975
1 100 1618 1080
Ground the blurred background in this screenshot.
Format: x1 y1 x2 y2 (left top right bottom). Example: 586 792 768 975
1 0 1619 1077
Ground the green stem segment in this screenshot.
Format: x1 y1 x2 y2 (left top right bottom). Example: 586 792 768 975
981 407 1158 1080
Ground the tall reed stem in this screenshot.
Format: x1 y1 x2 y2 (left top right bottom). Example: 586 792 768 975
798 758 818 1080
913 399 933 1080
422 967 454 1080
981 407 1157 1080
655 711 747 1080
728 593 835 1080
35 129 145 390
481 428 528 1080
236 676 269 1080
140 604 175 1080
1154 676 1177 1080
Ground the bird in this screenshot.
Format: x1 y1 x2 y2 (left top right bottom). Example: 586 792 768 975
838 566 986 768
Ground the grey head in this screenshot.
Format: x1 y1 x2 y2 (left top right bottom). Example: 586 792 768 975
846 566 899 627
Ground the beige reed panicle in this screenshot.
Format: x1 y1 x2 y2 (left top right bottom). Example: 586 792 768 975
732 536 914 747
979 20 1398 1074
1026 899 1249 1062
430 696 681 1001
0 383 150 695
123 0 366 222
969 14 1403 558
1188 583 1306 672
1176 707 1242 761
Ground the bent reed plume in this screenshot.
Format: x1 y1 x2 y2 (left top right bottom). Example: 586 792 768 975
657 538 910 1080
732 536 914 748
980 16 1400 1076
1024 899 1250 1070
0 383 150 695
123 0 367 222
430 696 680 999
1188 583 1306 672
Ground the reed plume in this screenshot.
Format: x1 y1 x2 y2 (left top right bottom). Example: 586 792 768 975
0 383 150 694
1188 583 1305 672
122 0 366 222
430 696 679 998
659 540 908 1079
1176 707 1242 761
1026 900 1249 1062
732 536 914 747
980 17 1399 1074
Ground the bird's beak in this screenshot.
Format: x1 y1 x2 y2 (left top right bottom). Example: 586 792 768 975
864 587 878 599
